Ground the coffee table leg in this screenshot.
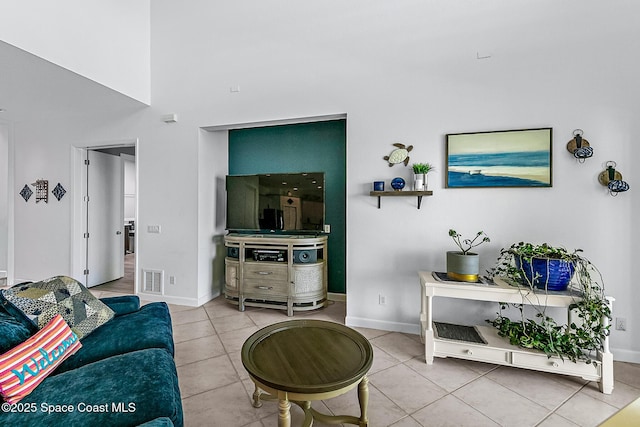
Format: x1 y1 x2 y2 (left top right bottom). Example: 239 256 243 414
251 384 262 408
358 375 369 426
278 397 291 427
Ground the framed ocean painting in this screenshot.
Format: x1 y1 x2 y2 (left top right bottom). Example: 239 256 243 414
445 128 552 188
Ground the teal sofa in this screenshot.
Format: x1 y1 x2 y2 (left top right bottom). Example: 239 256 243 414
0 295 183 427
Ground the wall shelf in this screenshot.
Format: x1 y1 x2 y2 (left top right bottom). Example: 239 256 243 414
369 190 433 209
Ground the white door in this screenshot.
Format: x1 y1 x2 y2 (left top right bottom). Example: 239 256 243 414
85 150 124 287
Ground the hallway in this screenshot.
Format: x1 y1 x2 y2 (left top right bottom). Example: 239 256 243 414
92 252 134 293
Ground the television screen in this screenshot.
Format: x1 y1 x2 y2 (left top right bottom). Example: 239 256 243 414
226 172 325 233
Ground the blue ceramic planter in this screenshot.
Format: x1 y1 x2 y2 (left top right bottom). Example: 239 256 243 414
515 255 575 291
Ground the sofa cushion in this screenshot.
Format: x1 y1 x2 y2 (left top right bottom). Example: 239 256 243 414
55 302 174 375
0 315 82 403
100 295 141 317
0 348 183 427
0 276 114 339
137 417 175 426
0 305 31 353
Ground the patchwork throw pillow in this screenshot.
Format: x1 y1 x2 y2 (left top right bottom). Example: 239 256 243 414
0 314 82 403
0 276 115 340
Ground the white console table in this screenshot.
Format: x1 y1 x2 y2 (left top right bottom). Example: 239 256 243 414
419 271 614 394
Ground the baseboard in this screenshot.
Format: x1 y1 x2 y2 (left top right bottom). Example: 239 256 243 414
328 292 346 302
345 315 420 335
137 292 200 307
611 347 640 364
197 290 221 306
136 289 221 308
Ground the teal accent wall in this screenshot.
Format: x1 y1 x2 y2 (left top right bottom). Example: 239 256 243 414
228 120 346 294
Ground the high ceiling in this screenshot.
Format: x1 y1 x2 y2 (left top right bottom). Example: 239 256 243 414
0 41 145 125
2 1 639 127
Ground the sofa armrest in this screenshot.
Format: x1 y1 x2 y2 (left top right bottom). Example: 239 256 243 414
100 295 140 316
137 417 175 426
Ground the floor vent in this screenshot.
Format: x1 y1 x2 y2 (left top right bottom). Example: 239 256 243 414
142 269 163 294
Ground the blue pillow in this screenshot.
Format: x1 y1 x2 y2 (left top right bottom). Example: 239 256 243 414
0 303 32 353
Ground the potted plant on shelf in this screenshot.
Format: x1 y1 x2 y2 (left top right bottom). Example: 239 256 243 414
496 242 576 291
487 241 612 364
412 163 434 191
446 229 490 282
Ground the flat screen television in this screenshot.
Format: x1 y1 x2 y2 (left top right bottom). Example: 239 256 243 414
226 172 325 234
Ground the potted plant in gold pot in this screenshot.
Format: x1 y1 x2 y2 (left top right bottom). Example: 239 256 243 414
446 229 490 282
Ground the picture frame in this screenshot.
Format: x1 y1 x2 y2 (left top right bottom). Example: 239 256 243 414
445 128 552 188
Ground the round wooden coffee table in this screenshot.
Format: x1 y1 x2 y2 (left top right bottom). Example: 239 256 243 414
241 320 373 427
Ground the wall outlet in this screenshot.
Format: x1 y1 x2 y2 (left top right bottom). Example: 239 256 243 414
324 224 331 233
147 225 161 234
615 317 627 331
378 294 386 305
169 276 176 286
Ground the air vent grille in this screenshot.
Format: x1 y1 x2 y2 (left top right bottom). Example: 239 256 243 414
142 269 163 294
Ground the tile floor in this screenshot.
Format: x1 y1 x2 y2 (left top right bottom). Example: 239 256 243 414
90 290 640 427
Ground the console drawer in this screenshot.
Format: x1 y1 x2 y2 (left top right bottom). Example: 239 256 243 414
243 263 288 283
435 340 511 364
243 279 289 297
512 352 600 379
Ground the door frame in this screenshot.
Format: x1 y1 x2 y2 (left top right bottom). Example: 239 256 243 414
70 139 138 291
0 120 14 286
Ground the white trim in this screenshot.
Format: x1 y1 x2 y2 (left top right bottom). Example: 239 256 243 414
202 113 347 132
611 347 640 364
328 292 346 302
345 316 420 335
198 290 220 306
137 290 221 308
70 139 138 290
1 120 15 286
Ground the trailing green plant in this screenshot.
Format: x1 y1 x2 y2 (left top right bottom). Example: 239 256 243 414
487 242 611 364
448 229 490 255
492 242 579 285
412 163 434 174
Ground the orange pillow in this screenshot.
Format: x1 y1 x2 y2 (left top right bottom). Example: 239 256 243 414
0 314 82 403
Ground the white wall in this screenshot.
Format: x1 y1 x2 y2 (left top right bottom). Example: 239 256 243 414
4 0 639 361
152 1 640 362
147 0 639 361
0 0 151 104
197 129 229 304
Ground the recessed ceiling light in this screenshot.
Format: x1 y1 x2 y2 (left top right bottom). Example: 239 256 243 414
0 108 6 113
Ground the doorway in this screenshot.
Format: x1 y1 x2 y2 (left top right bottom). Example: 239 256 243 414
90 147 136 293
71 142 137 293
228 119 347 294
